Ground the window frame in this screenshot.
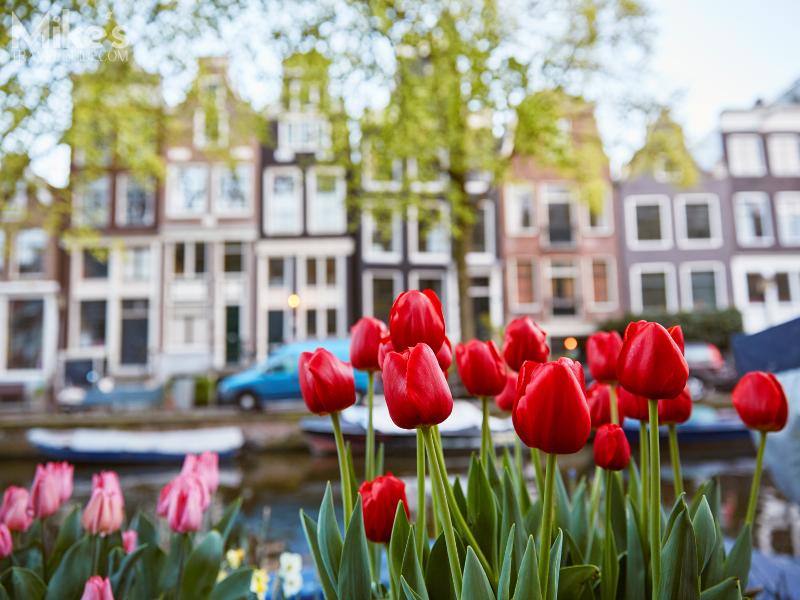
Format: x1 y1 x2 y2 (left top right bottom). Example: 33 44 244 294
727 133 767 177
775 191 800 247
582 188 614 236
166 162 209 218
504 183 537 236
362 269 403 320
674 193 723 250
629 262 678 314
213 162 253 216
467 199 496 264
767 133 800 177
361 206 403 264
733 192 774 247
408 202 451 265
115 173 155 227
585 255 618 312
507 257 539 313
14 228 47 277
263 166 303 236
306 166 347 235
624 194 673 251
679 261 727 311
74 176 112 228
540 182 577 247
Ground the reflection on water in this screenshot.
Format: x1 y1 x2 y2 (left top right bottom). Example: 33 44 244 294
0 451 797 559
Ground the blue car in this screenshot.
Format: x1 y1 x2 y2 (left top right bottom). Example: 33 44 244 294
217 339 369 410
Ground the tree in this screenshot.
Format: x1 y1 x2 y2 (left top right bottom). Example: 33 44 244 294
272 0 651 339
627 107 700 187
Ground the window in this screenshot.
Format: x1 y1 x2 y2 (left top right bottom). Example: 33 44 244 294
16 229 46 275
224 243 243 273
411 204 449 260
306 258 317 286
308 171 346 234
727 134 766 177
306 309 317 338
543 185 574 245
767 134 800 176
631 264 676 313
326 308 338 336
675 194 721 248
7 300 44 369
775 192 800 246
363 208 402 262
194 243 206 275
734 192 773 246
168 165 208 215
83 249 108 279
747 273 766 303
75 177 111 227
79 300 106 347
117 175 155 226
510 259 536 308
216 164 251 213
505 184 535 235
124 247 151 281
776 272 792 303
267 310 285 345
120 299 149 366
586 192 612 234
626 195 672 250
174 243 186 276
368 273 400 323
281 117 328 152
549 259 577 316
689 270 718 310
264 169 302 235
591 258 612 305
325 258 336 286
268 258 286 286
194 78 227 148
641 272 667 311
470 201 494 256
0 231 5 276
410 272 446 305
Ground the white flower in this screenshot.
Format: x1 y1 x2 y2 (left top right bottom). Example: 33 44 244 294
226 548 245 570
216 570 227 583
250 568 269 600
282 573 303 598
278 552 302 578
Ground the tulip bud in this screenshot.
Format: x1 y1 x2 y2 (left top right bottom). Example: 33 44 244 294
388 289 446 353
513 357 591 454
732 371 788 432
0 486 32 532
383 343 453 430
29 464 62 519
122 529 138 554
617 321 688 400
494 371 517 412
618 385 649 422
658 385 693 425
80 575 114 600
586 331 623 383
298 348 356 415
165 474 207 533
350 317 388 372
181 452 219 494
0 524 12 559
593 424 631 471
502 317 549 372
587 383 623 429
359 473 410 543
455 339 507 397
82 471 125 536
436 336 453 377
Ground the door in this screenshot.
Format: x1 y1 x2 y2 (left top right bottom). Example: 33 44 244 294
267 310 285 350
225 305 241 365
120 299 149 365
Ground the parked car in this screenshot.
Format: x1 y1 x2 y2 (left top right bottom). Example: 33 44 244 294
684 341 738 400
217 339 369 410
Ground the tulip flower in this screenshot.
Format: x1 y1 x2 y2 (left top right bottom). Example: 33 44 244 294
494 371 517 412
388 289 446 353
164 474 207 533
618 385 649 421
732 371 789 527
377 334 393 370
502 316 549 372
436 336 453 376
587 382 623 429
586 331 623 383
29 463 63 519
122 529 138 554
80 576 114 600
0 486 32 532
359 473 410 544
181 452 219 494
0 524 11 559
658 385 692 496
82 471 125 535
594 424 631 471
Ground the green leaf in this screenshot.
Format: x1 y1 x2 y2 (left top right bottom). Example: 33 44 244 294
210 567 255 600
45 537 92 600
557 565 600 600
213 497 242 546
460 547 496 600
608 474 627 550
158 532 193 593
452 477 468 519
658 504 700 600
0 583 9 600
627 460 641 515
400 527 429 600
467 455 499 574
425 534 455 600
512 535 542 600
497 526 516 600
562 530 585 566
699 576 742 600
345 442 359 504
401 576 426 600
337 497 371 600
500 468 527 579
692 497 717 572
46 506 82 576
625 497 646 600
567 480 588 552
554 470 571 532
130 511 158 548
300 510 338 600
389 501 412 595
663 494 687 545
110 543 149 597
545 530 564 600
600 526 618 600
127 545 166 600
318 482 343 588
722 525 751 591
0 567 46 600
178 531 224 600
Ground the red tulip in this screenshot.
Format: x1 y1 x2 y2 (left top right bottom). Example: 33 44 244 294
382 343 454 429
495 371 517 412
29 464 62 518
181 452 219 494
586 331 623 383
389 289 446 353
80 576 114 600
587 383 623 429
436 336 453 376
455 339 507 397
298 348 356 415
513 357 591 454
593 424 631 471
377 333 393 370
164 474 207 533
502 317 549 372
617 321 688 400
122 529 138 554
0 524 11 559
0 486 32 532
658 385 693 425
619 386 649 422
359 473 410 543
732 372 788 432
82 471 124 535
350 317 388 372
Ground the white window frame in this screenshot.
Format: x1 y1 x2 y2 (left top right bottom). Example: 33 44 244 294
306 166 347 234
504 183 537 236
362 269 403 318
74 176 112 227
408 202 451 264
679 261 727 311
213 162 253 216
166 163 209 218
277 114 331 155
115 173 155 227
583 189 614 236
408 269 447 304
624 194 673 251
540 182 577 246
545 257 580 317
361 207 403 264
629 262 678 314
734 192 774 247
727 133 766 177
507 257 539 313
585 255 618 312
775 191 800 247
263 166 303 236
767 133 800 177
674 193 723 250
467 199 496 265
123 246 152 282
13 228 47 278
193 75 229 149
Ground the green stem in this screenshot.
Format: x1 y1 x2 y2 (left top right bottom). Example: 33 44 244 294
331 411 353 525
481 397 493 468
514 438 524 478
639 420 649 550
40 516 48 581
745 431 768 527
603 468 617 598
609 384 619 425
175 533 187 599
648 399 661 598
366 371 376 481
415 428 426 558
668 424 683 498
538 453 557 598
531 448 545 497
422 427 462 598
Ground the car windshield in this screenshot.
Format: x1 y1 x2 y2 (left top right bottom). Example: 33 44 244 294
265 354 298 374
684 344 712 363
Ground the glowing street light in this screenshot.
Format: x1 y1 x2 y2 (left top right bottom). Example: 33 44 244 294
287 293 301 309
564 336 578 351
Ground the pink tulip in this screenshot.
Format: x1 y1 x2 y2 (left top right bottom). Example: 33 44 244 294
0 486 32 532
122 529 138 554
92 471 122 497
181 452 219 494
0 524 12 559
29 464 62 518
81 471 124 535
164 474 207 533
47 462 74 503
80 576 114 600
157 479 174 518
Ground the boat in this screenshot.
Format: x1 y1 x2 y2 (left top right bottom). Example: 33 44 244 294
302 399 517 455
26 426 244 464
621 405 751 446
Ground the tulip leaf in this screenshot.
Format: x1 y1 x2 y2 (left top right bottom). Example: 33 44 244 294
0 583 8 600
318 482 343 588
338 497 371 600
130 511 158 548
110 543 148 597
525 499 542 541
699 576 743 600
345 443 359 504
545 530 564 600
401 576 426 600
702 534 726 590
568 480 589 551
45 537 92 600
627 460 641 516
554 470 571 533
452 477 468 518
557 565 600 600
300 510 338 600
212 496 242 546
600 527 619 600
512 535 542 600
210 567 255 600
400 526 429 600
0 567 46 600
389 501 412 595
159 531 193 592
692 497 717 572
46 506 81 576
497 525 516 600
562 530 585 566
425 534 454 600
658 505 700 600
722 525 752 591
662 494 688 546
467 455 499 573
461 547 496 600
178 530 224 600
500 469 527 578
127 545 166 600
625 497 646 600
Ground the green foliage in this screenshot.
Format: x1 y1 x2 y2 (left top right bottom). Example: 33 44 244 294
628 108 700 188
